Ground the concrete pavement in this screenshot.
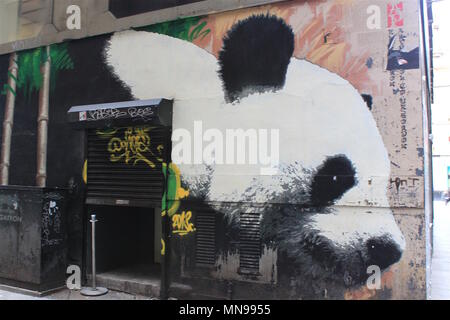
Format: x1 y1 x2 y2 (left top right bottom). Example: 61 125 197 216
0 289 44 300
2 201 450 300
0 286 156 300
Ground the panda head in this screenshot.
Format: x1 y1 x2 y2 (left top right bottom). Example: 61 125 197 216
105 14 405 289
215 15 404 287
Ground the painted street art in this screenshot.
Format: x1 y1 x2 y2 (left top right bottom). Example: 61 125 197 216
0 0 426 299
41 193 64 247
138 16 211 42
108 127 161 168
162 162 189 219
387 32 419 71
81 106 156 122
103 0 418 298
1 43 74 100
94 127 191 234
0 57 17 97
387 2 404 28
218 15 294 103
172 210 196 236
96 127 164 169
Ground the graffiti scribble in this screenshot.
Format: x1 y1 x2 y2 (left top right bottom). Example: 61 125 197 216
172 211 196 236
107 127 162 168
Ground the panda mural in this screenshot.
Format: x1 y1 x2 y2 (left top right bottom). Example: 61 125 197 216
105 15 406 298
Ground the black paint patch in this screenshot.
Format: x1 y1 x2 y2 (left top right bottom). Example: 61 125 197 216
387 36 419 70
218 14 295 103
366 236 402 270
310 155 357 207
9 87 38 186
361 94 373 111
109 0 204 18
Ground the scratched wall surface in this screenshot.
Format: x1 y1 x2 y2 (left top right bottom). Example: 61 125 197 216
0 54 7 145
103 0 426 299
0 0 426 299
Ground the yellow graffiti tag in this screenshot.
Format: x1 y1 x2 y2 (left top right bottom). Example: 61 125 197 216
107 127 162 168
82 160 87 184
172 211 196 236
161 238 165 256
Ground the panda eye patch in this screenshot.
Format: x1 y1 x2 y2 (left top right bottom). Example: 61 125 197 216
310 155 357 207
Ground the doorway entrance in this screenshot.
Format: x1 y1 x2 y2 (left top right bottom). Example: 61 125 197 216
84 126 169 297
86 205 162 296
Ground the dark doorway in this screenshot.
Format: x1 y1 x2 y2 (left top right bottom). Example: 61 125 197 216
86 205 162 296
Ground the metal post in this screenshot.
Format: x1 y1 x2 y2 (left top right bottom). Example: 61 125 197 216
80 214 108 296
91 214 97 289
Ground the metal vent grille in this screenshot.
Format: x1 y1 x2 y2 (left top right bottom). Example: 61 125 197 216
195 212 216 266
239 212 261 272
86 126 168 208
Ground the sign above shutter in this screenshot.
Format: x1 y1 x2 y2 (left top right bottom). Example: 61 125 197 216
67 99 173 129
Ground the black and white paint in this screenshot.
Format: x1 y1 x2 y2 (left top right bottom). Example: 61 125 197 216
104 15 405 293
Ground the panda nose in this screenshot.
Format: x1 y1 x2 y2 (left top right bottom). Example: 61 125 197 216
365 236 402 270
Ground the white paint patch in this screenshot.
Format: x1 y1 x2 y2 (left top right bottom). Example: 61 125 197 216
176 59 391 206
105 30 404 258
106 31 391 207
309 207 406 251
105 30 223 101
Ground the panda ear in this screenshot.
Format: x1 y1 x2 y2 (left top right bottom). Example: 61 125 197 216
361 94 373 111
218 14 295 103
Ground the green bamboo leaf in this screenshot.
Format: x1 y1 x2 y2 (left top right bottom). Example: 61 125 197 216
1 83 16 97
7 71 18 82
189 21 211 41
12 43 74 101
140 16 209 43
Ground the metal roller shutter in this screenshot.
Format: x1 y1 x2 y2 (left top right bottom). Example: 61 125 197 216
86 126 169 208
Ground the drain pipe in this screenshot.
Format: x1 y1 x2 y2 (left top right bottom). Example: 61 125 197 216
36 46 50 187
0 53 18 185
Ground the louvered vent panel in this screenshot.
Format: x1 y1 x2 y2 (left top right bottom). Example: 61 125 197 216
86 126 168 208
239 212 261 272
195 212 216 266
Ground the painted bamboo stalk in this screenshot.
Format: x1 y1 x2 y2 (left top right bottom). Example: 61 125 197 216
0 53 18 185
36 46 51 187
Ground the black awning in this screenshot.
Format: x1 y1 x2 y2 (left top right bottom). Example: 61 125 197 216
67 99 173 129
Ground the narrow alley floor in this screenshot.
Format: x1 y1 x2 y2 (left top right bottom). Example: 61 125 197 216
431 200 450 299
0 286 155 300
0 288 44 300
2 202 450 300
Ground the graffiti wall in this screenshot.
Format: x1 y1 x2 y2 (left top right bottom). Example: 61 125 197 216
0 0 426 299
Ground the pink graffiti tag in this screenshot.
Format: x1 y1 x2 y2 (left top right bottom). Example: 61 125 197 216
387 2 404 28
